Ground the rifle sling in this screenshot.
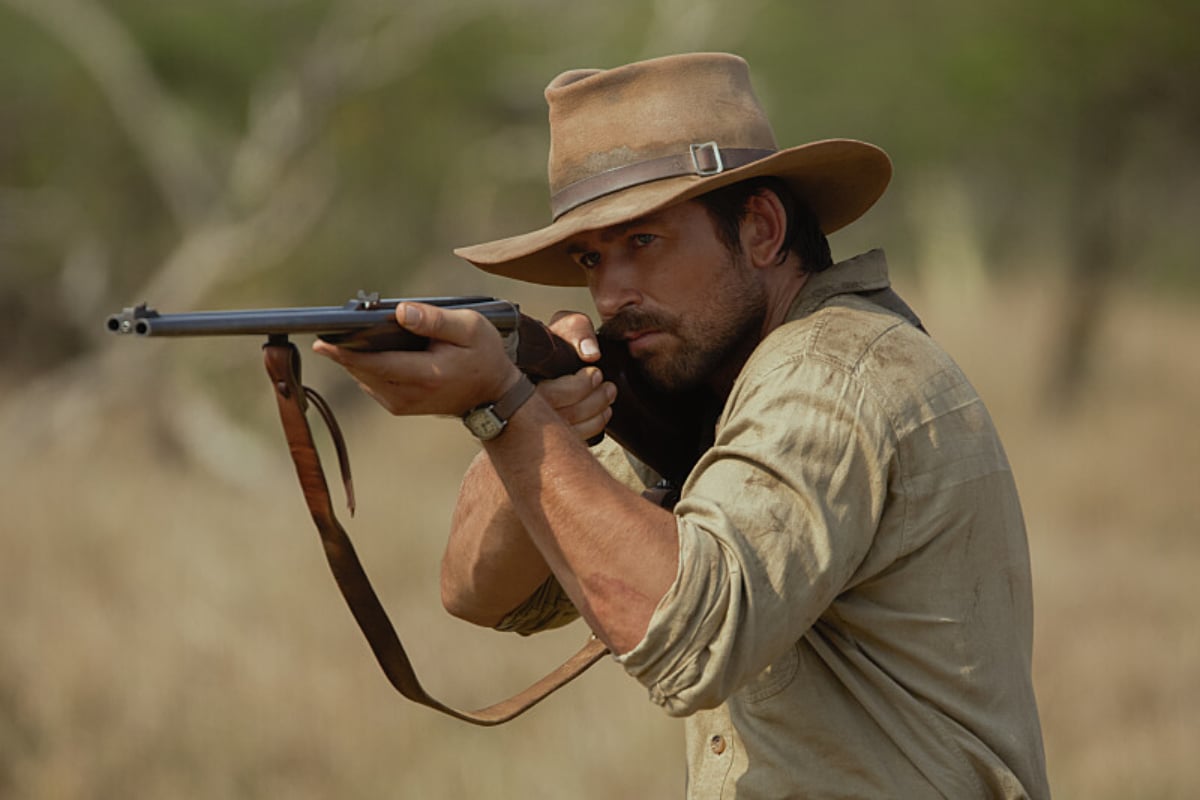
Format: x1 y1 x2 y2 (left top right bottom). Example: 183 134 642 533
263 338 609 726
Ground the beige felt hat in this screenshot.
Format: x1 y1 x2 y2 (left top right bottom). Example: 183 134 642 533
454 52 892 286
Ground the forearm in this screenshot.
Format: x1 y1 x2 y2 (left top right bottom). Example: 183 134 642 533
442 450 554 626
311 301 663 644
483 393 679 654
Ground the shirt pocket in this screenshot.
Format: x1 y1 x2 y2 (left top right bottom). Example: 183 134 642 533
739 640 801 704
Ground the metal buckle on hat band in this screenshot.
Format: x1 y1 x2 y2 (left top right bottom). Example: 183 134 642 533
690 142 725 176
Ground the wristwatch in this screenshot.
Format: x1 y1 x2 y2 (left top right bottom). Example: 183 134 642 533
461 374 536 441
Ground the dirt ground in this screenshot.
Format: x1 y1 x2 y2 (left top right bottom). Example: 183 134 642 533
2 274 1197 798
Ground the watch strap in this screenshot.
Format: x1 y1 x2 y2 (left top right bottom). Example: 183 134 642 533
491 373 536 422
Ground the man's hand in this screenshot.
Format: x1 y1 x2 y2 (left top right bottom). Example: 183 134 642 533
312 302 521 416
537 311 617 441
312 303 617 442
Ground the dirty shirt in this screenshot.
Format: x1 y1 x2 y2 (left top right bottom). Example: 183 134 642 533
498 250 1050 799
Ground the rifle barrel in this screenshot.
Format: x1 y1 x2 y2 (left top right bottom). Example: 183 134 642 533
105 297 518 339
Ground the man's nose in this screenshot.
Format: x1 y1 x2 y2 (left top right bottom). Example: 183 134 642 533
590 260 642 320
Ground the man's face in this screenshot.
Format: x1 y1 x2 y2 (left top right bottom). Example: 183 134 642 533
565 199 766 392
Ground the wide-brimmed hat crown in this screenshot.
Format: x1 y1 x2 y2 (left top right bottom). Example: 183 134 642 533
455 52 891 286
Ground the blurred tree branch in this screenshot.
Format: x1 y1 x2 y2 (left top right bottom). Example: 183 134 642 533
1 0 217 229
0 0 523 476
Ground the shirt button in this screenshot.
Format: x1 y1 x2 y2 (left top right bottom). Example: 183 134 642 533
709 734 727 755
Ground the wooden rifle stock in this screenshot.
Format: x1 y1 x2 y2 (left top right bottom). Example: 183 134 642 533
510 314 706 484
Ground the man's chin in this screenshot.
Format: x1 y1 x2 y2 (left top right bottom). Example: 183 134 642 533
636 356 701 394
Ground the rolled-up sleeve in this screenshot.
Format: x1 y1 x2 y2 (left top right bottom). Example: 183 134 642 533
616 343 898 716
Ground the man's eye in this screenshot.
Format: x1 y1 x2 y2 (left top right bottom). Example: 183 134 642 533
577 251 601 269
632 233 656 247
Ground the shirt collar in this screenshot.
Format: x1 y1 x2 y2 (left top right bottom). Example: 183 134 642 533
786 248 891 320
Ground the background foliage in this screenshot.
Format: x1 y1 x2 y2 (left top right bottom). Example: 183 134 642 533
2 0 1198 378
1 1 1197 797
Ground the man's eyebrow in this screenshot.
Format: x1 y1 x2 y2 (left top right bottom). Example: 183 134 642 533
564 212 669 252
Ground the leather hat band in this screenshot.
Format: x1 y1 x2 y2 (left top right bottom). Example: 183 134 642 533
550 143 776 219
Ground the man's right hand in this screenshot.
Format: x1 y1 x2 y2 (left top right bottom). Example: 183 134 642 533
537 311 617 441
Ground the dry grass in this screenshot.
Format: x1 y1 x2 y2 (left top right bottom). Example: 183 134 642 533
2 275 1197 798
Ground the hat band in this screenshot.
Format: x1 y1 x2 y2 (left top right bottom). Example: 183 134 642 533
550 143 776 220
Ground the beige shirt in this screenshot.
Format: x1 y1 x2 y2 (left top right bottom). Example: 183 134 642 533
500 250 1049 799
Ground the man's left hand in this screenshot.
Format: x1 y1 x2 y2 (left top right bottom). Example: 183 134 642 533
312 302 522 417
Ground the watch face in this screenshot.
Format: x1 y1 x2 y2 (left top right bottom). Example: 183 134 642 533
464 407 505 440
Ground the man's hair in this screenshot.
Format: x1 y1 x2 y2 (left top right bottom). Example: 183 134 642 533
696 176 834 273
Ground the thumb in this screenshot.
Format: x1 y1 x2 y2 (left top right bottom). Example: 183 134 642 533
549 310 601 362
395 302 426 331
396 302 504 352
394 302 473 345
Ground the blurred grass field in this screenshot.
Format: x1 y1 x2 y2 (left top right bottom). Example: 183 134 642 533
2 271 1198 799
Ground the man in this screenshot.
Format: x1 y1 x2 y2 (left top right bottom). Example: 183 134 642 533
316 53 1050 799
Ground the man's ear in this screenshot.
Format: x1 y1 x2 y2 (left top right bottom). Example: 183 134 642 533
739 190 789 269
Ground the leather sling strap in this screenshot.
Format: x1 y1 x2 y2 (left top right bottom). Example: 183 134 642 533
262 337 609 726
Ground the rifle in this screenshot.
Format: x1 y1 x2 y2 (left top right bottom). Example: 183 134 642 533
106 292 708 725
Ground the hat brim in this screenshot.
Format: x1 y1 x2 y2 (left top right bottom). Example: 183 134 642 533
454 139 892 287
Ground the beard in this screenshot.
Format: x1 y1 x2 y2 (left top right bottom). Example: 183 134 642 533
598 253 768 393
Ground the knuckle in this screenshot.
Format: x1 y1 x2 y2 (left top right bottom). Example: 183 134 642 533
426 308 446 336
550 310 591 333
536 374 566 395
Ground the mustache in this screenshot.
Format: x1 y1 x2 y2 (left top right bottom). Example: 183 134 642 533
597 307 678 340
